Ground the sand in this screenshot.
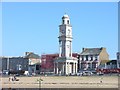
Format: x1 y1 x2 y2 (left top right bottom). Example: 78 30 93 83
0 75 119 88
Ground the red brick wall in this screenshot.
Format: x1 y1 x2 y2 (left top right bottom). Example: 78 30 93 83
41 53 79 72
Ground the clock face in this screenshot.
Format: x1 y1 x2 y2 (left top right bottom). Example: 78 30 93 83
62 30 64 34
60 30 65 35
60 30 65 36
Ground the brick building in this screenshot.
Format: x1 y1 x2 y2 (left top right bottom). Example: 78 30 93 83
41 53 79 72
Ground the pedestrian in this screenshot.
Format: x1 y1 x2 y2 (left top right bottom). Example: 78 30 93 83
100 77 103 83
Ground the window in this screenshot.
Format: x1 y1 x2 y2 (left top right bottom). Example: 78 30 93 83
86 55 88 61
80 56 84 61
92 63 96 68
67 20 69 24
88 63 91 68
95 55 98 61
90 55 93 61
36 65 40 70
63 20 65 24
81 63 84 69
82 56 84 61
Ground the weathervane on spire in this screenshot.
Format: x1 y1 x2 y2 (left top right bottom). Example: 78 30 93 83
65 9 68 15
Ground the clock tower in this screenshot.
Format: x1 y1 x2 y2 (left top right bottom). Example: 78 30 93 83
54 14 78 75
59 14 72 58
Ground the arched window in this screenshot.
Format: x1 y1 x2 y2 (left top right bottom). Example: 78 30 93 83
67 20 69 24
62 20 64 24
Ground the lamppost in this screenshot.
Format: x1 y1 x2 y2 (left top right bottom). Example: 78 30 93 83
37 78 43 90
37 57 43 90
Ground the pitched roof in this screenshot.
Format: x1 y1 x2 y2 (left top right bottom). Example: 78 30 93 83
25 53 40 59
80 48 103 55
106 60 117 64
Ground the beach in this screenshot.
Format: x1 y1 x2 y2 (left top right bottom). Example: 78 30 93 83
1 75 118 88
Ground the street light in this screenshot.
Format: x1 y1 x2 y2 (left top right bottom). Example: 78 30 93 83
37 56 43 90
37 78 43 90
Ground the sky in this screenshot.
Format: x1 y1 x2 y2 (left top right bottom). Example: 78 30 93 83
118 1 120 52
2 2 118 59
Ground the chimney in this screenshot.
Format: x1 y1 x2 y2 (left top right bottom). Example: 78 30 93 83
82 48 85 51
25 52 32 56
101 47 106 50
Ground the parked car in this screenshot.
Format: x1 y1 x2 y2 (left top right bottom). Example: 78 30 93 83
77 72 82 76
81 71 93 76
97 72 104 76
3 70 9 75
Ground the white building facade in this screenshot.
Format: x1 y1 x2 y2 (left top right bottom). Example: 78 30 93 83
79 47 109 72
25 52 41 75
54 14 78 75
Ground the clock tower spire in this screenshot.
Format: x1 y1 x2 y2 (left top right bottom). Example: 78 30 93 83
59 14 72 57
54 14 78 75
